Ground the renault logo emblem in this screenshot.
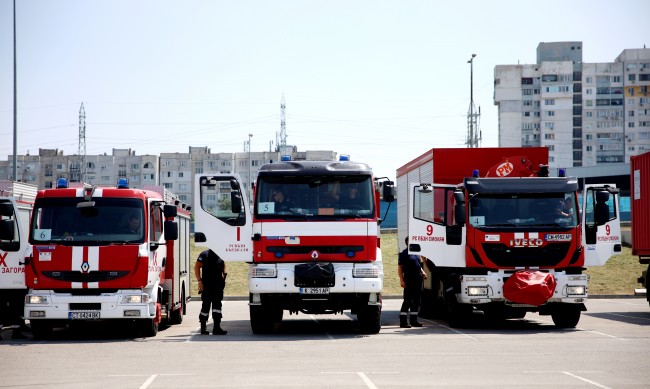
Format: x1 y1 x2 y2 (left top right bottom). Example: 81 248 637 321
81 262 90 273
310 251 319 260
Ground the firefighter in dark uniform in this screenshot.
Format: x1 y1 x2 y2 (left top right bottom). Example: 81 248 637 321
398 237 427 328
194 249 227 335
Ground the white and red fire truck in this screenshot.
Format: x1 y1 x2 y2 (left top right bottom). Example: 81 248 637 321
397 147 621 328
0 181 36 338
24 178 191 338
193 156 394 334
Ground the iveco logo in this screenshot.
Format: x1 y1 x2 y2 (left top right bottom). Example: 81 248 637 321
310 251 319 260
81 262 90 273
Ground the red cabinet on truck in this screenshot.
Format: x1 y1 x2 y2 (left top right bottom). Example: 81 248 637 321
631 151 650 306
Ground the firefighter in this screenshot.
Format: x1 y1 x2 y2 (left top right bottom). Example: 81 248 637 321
398 237 427 328
194 249 227 335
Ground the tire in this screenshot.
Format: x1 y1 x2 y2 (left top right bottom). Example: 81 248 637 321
139 319 159 337
250 304 275 334
30 320 53 340
357 305 381 334
551 304 581 328
170 291 185 325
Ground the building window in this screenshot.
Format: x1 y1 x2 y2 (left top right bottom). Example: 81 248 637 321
195 167 203 174
613 76 621 83
586 146 592 151
522 78 533 85
178 172 184 178
629 74 636 82
586 134 593 140
586 77 592 83
640 121 650 127
523 89 533 96
545 99 555 105
628 122 635 128
545 122 555 129
586 88 593 95
629 110 635 117
547 111 555 117
179 183 188 190
163 183 173 189
586 111 593 117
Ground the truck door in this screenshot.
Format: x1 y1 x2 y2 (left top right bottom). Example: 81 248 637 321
582 184 622 266
193 174 252 262
407 183 466 267
0 198 29 289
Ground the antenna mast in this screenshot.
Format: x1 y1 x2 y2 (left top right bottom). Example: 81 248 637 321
78 102 86 182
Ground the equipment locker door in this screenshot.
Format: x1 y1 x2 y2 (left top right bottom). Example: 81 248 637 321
582 184 622 266
193 174 253 262
407 183 465 267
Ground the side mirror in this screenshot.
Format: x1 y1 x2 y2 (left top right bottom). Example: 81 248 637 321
454 204 466 226
230 179 240 190
231 192 243 214
382 181 395 202
0 203 16 217
164 220 178 241
0 219 15 240
164 204 177 218
194 232 207 243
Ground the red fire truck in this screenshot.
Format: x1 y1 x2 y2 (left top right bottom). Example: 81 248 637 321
193 156 393 334
631 151 650 306
397 147 621 328
0 181 36 338
24 178 191 338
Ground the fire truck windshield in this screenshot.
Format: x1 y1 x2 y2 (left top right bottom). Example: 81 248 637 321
30 197 145 244
255 175 374 219
469 193 577 228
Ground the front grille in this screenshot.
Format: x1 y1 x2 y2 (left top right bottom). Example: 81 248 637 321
42 271 129 283
294 263 336 287
267 246 364 255
69 303 101 311
481 243 571 267
53 289 118 296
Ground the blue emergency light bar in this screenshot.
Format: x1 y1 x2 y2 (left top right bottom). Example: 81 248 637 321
472 169 480 178
339 154 350 161
117 178 129 188
558 168 566 177
56 178 69 188
281 155 292 161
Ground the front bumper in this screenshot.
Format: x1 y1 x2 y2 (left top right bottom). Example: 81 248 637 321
457 270 588 306
24 289 157 320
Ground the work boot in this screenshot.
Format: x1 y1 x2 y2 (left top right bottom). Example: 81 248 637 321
399 314 411 328
212 320 227 335
200 321 209 335
410 313 423 327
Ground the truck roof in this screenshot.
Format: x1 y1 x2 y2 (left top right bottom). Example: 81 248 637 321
258 160 373 177
464 177 579 194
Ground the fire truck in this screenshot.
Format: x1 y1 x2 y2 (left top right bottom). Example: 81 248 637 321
0 181 36 338
24 179 191 338
193 156 394 334
631 151 650 306
397 147 622 328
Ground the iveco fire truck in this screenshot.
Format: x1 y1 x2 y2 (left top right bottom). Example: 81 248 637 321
24 179 191 338
397 147 621 328
0 181 36 338
194 156 393 334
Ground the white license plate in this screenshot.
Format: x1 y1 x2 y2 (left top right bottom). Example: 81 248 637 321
300 287 330 294
69 311 100 319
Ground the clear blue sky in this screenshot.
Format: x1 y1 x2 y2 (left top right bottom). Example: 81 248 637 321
1 0 649 181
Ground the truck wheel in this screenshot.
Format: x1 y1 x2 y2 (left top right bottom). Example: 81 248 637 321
551 304 581 328
357 305 381 334
448 302 472 328
250 304 274 334
30 320 53 340
170 291 185 325
139 319 159 337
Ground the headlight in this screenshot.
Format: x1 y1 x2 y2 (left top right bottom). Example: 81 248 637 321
566 285 587 296
466 286 489 296
251 266 277 278
26 295 48 304
353 265 379 278
121 294 148 304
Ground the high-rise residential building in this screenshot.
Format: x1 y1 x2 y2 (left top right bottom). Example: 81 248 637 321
494 42 650 167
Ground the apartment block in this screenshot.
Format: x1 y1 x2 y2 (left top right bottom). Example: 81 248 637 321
494 42 650 167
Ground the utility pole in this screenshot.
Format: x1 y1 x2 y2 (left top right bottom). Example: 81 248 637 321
248 133 253 199
467 54 481 148
12 0 17 181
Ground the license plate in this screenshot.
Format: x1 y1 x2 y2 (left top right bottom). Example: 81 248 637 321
68 311 100 319
300 287 329 294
